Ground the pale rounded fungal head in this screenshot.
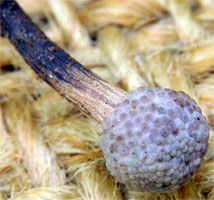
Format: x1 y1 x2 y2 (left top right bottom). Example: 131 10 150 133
100 87 209 193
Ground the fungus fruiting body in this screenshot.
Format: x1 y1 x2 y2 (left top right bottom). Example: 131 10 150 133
100 87 209 192
0 0 210 193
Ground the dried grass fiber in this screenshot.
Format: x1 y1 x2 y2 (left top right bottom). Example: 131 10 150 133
0 0 214 199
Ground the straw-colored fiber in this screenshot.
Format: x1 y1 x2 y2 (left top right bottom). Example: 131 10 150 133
0 0 214 199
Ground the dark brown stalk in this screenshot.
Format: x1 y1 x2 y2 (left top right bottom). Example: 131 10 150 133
0 0 126 124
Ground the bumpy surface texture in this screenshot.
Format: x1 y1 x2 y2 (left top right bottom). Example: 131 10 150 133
100 87 209 193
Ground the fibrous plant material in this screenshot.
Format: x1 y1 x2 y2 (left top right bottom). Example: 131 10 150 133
0 0 214 199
